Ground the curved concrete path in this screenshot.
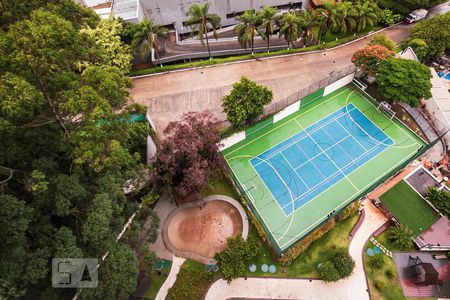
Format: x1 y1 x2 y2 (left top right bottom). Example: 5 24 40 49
205 199 387 300
155 255 185 300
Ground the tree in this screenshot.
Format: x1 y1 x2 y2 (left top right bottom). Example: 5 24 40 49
369 34 397 51
350 1 380 33
185 2 221 59
379 9 401 26
406 12 450 61
80 18 133 72
377 58 432 107
214 235 259 282
425 187 450 217
131 19 168 66
389 225 414 250
153 111 223 201
351 44 395 76
333 2 356 34
278 12 301 49
80 244 138 300
298 8 321 44
315 1 338 40
54 227 83 258
222 77 273 127
318 261 341 282
257 6 278 53
235 10 262 55
401 38 429 62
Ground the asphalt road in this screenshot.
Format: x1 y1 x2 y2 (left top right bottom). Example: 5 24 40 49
130 23 413 136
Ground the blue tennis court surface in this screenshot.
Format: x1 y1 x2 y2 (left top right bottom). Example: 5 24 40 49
250 104 394 216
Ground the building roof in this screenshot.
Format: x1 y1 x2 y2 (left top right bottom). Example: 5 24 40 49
430 68 450 122
396 46 419 61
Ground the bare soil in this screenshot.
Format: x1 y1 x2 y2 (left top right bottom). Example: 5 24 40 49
167 200 243 258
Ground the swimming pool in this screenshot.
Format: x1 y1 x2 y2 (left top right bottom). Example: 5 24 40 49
438 71 450 81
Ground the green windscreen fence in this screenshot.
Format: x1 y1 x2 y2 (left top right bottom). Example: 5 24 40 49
300 88 324 109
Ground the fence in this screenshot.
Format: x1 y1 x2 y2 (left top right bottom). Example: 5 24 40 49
261 64 357 118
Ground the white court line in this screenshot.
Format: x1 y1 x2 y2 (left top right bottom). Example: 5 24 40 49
292 135 352 171
335 118 369 151
252 106 357 168
321 126 364 163
295 119 360 192
280 152 311 189
279 137 391 211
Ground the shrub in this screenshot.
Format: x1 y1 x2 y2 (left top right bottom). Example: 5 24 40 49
369 254 385 269
333 250 355 278
369 34 397 51
318 261 341 282
279 218 336 263
385 269 395 279
374 278 386 290
425 187 450 217
379 9 402 27
388 224 414 250
336 201 360 221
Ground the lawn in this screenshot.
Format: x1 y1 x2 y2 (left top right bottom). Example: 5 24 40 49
166 259 220 300
245 214 359 277
380 180 439 236
144 269 169 300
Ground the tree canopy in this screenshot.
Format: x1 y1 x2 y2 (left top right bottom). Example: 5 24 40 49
222 77 273 127
377 58 431 107
351 45 395 76
405 12 450 61
0 2 150 298
152 111 223 201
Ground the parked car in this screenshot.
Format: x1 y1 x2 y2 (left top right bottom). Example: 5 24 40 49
404 9 428 23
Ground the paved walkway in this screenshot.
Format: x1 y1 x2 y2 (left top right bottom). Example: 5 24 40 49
130 24 413 136
155 255 185 300
205 198 387 300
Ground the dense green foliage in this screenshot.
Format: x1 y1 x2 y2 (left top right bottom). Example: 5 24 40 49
222 77 273 127
379 9 402 26
0 2 151 298
389 225 415 250
369 254 385 269
404 12 450 61
318 250 355 282
401 38 429 61
377 58 431 107
426 187 450 217
369 34 397 51
215 235 260 282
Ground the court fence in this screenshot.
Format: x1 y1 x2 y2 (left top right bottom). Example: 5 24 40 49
225 79 433 256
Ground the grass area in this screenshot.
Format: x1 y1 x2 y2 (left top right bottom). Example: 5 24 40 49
130 26 385 77
166 259 220 300
380 180 439 236
374 226 416 252
364 240 408 300
204 176 240 199
323 25 382 43
144 269 169 300
245 214 359 277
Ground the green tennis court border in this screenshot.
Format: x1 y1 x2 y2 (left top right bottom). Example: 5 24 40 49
222 85 428 254
379 180 439 236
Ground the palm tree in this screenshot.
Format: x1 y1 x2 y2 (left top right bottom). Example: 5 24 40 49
389 225 414 250
298 8 321 45
185 2 221 59
235 10 262 55
350 1 380 33
315 1 339 42
257 6 279 53
278 12 301 50
131 19 168 67
333 2 356 34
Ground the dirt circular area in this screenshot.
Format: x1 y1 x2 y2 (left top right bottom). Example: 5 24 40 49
163 195 247 262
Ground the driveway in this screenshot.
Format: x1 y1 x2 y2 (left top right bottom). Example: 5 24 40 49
130 24 412 136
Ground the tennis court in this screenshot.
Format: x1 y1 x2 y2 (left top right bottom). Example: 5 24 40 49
223 85 427 253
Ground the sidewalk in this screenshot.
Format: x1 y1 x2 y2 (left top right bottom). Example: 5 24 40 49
204 198 386 300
